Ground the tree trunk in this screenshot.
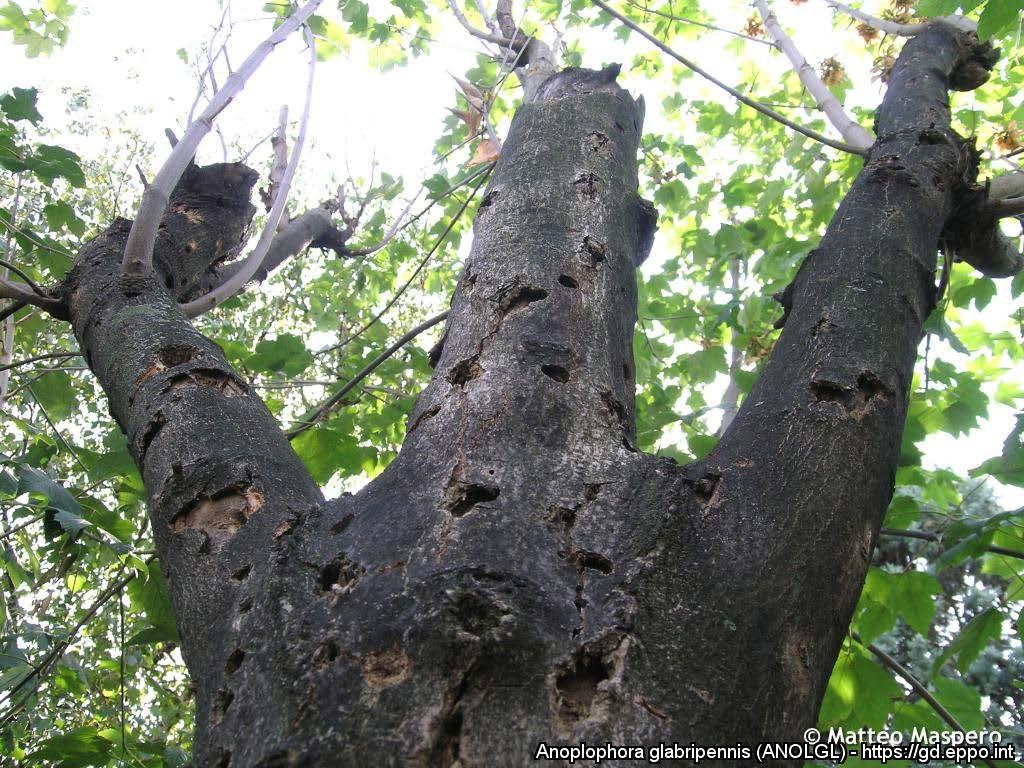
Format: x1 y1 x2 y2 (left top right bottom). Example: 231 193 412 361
59 21 996 767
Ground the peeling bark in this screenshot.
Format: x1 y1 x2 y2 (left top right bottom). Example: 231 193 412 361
57 26 1000 767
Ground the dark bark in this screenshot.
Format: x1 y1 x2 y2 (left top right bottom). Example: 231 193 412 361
57 22 998 767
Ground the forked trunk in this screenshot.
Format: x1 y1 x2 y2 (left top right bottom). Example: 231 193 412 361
62 22 996 766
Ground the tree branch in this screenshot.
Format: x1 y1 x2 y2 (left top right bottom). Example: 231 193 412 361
755 0 874 151
121 0 323 279
821 0 977 36
324 166 491 354
446 0 514 46
0 278 64 317
0 350 81 373
0 259 43 296
287 310 450 438
590 0 869 156
880 527 1024 561
855 633 999 768
344 189 422 257
181 25 317 318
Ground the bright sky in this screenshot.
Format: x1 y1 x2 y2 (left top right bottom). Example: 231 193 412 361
1 0 1022 506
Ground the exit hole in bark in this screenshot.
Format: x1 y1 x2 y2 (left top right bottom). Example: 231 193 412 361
361 648 411 689
500 285 548 313
319 554 364 596
167 369 247 397
232 564 252 581
148 344 202 379
811 371 890 418
558 274 579 289
225 648 245 676
574 551 613 574
583 236 606 266
313 639 340 668
445 482 500 517
331 513 354 535
170 485 264 540
452 590 505 635
447 357 483 387
555 653 608 730
541 364 571 383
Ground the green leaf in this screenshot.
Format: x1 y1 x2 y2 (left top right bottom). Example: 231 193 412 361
126 561 179 645
931 608 1003 676
977 0 1024 40
0 86 41 123
24 143 85 186
863 569 941 635
931 676 985 730
43 199 85 236
247 333 313 376
15 462 81 517
0 662 32 692
27 727 115 766
884 496 919 529
31 371 76 421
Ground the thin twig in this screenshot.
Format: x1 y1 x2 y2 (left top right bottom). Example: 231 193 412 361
590 0 869 156
880 527 1024 561
26 384 88 475
0 558 154 728
344 189 424 257
323 167 492 354
0 512 44 541
854 633 1000 768
446 0 517 47
0 351 80 373
624 0 775 46
121 0 323 278
288 310 451 438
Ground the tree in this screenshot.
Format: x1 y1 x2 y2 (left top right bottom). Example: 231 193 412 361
1 0 1023 765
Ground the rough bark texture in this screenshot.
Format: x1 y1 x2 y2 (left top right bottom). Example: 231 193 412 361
59 23 997 768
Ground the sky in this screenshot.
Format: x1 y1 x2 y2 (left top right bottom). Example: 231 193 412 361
1 0 1022 506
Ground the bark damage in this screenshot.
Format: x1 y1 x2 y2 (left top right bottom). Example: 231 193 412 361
58 26 1000 767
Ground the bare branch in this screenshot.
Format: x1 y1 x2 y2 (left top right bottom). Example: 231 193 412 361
821 0 977 36
472 0 500 33
0 259 43 296
446 0 513 46
624 0 776 46
755 0 874 151
287 310 450 439
181 25 318 318
0 351 81 373
988 196 1024 218
344 189 423 256
0 279 64 316
590 0 869 156
717 259 744 437
988 170 1024 215
187 3 233 126
121 0 323 279
261 105 291 213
